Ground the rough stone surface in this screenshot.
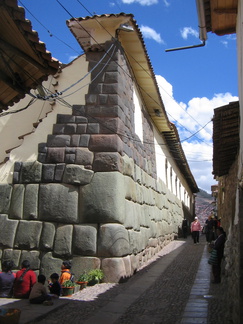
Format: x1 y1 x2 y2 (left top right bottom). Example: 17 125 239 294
40 252 63 280
98 223 131 257
73 225 97 256
14 220 42 250
2 249 21 268
102 257 127 283
53 225 73 258
9 184 25 219
46 148 65 163
63 164 94 185
20 250 40 270
75 148 94 166
89 134 123 153
0 184 12 214
42 164 55 182
0 215 18 248
39 222 56 251
23 184 39 220
20 161 42 183
47 135 71 147
93 152 123 172
72 256 101 279
79 172 126 224
39 184 79 223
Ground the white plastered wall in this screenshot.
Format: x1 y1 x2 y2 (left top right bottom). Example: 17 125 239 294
0 55 89 183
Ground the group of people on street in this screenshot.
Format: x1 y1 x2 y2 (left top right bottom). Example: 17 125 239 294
182 214 226 284
0 259 73 305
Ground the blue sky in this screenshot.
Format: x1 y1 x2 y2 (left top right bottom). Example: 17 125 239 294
18 0 238 193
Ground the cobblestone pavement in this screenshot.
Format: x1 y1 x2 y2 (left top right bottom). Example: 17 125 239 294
32 237 209 324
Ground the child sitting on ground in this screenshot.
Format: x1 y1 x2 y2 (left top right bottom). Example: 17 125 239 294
29 274 53 305
48 273 62 297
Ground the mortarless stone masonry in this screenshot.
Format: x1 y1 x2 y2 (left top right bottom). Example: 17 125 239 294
0 41 186 282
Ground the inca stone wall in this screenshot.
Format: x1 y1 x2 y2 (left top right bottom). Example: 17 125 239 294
217 158 240 323
0 41 185 282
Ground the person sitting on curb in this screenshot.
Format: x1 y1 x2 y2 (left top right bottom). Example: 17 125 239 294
29 274 53 305
0 260 15 298
48 273 62 297
13 260 36 299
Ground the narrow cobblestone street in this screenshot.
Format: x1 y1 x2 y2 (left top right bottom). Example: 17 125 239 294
29 235 228 324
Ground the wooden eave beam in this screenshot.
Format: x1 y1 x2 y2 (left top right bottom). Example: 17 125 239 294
0 38 57 75
214 27 236 35
213 8 237 14
0 70 27 95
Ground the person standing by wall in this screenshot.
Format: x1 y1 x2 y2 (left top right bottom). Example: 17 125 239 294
191 216 201 244
212 227 226 283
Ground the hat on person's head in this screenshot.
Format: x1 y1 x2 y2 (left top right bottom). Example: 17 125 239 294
194 216 198 219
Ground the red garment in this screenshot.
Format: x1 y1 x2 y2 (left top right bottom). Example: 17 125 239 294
13 268 36 298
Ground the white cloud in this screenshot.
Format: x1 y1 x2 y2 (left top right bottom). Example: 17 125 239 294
180 27 199 40
140 25 164 44
156 75 238 192
163 0 170 6
68 55 78 62
121 0 158 5
221 40 228 47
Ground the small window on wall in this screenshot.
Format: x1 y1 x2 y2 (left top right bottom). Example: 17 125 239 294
133 86 143 143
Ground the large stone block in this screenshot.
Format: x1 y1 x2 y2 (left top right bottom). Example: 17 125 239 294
128 230 143 254
98 224 131 257
102 258 126 283
124 200 140 231
47 135 71 147
23 184 39 219
40 252 63 279
20 251 40 270
72 256 101 278
63 165 94 185
122 155 134 178
79 172 126 223
53 225 73 258
75 148 94 166
89 134 123 153
73 225 97 256
40 222 55 251
93 152 123 172
14 220 42 249
20 161 42 183
0 185 12 213
9 184 25 219
124 176 137 202
42 164 55 182
56 114 75 123
0 215 18 248
2 249 21 269
46 148 65 163
39 184 79 223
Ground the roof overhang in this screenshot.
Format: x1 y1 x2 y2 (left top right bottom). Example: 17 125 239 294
0 1 60 112
67 13 199 193
200 0 237 36
212 101 239 177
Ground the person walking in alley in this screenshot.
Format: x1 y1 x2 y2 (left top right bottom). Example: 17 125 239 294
191 216 201 244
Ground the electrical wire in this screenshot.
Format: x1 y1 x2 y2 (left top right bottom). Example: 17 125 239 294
0 98 37 117
4 1 213 161
18 0 82 56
